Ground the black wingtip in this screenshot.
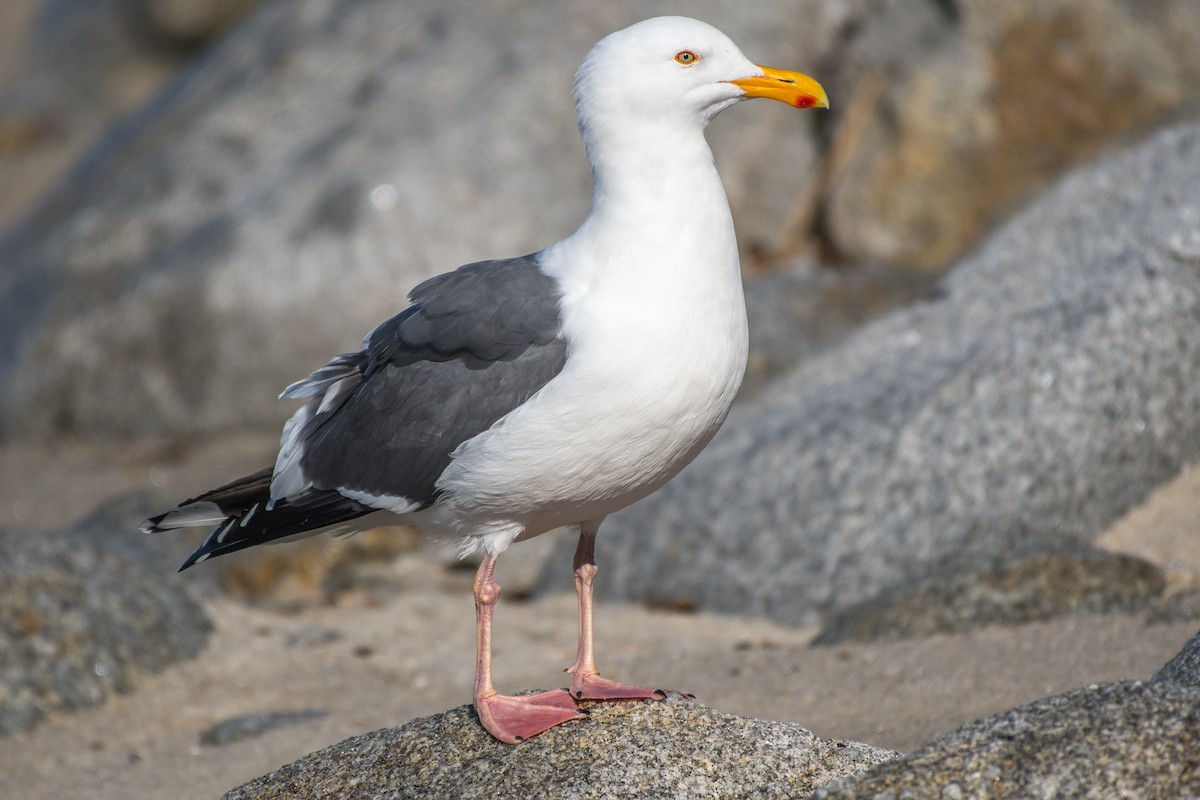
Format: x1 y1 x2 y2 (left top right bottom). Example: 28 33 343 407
177 549 208 572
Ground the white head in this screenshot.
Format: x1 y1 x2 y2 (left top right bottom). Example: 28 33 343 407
573 17 827 139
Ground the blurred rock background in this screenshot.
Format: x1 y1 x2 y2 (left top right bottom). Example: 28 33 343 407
0 0 259 229
0 1 1198 794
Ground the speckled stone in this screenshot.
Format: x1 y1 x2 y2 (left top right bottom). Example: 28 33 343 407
814 548 1164 644
824 0 1200 270
200 709 329 747
0 527 212 736
814 681 1200 799
1152 628 1200 688
224 695 897 799
1147 587 1200 627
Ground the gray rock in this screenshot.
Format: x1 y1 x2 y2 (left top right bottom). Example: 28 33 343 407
135 0 262 48
223 695 897 799
0 526 212 736
0 0 257 229
814 681 1200 799
0 0 261 126
1 0 177 133
823 0 1200 270
68 487 210 574
814 547 1164 645
1147 586 1200 627
200 708 328 746
1152 628 1200 688
0 0 849 438
554 121 1200 630
740 261 937 400
284 626 341 649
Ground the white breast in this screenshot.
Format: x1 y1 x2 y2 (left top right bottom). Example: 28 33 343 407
432 154 748 547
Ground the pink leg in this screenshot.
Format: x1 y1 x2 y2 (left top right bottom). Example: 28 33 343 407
472 553 584 743
565 527 674 701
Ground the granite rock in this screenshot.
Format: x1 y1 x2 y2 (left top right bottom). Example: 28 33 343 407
223 695 897 800
823 0 1200 270
1 0 259 125
1147 585 1200 627
136 0 262 47
200 708 328 747
0 0 259 229
0 526 212 736
1152 628 1200 688
740 261 936 400
814 546 1165 645
1 0 180 134
814 681 1200 799
554 121 1200 630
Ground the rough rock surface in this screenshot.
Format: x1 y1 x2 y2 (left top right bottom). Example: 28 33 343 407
815 681 1200 799
0 0 258 129
0 0 844 438
200 708 329 747
814 547 1165 645
1147 585 1200 627
824 0 1200 269
0 0 258 228
137 0 262 47
223 695 897 800
1 0 179 133
740 261 936 400
1152 628 1200 688
0 527 212 736
558 121 1200 629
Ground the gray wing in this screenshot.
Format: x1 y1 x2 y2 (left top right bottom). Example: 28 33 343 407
274 255 567 509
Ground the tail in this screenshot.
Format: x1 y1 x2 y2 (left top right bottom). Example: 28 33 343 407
141 467 375 570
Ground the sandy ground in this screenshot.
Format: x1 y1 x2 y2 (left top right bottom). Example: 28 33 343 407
0 436 1198 798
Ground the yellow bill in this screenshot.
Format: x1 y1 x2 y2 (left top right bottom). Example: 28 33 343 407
729 66 829 109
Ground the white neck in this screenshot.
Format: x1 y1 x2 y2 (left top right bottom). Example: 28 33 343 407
546 118 741 300
539 115 749 428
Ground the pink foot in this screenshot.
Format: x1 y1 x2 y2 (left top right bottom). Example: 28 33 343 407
474 690 586 744
569 671 688 702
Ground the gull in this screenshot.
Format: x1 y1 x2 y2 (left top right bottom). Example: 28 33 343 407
143 15 827 744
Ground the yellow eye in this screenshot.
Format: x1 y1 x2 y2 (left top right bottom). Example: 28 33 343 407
675 51 698 65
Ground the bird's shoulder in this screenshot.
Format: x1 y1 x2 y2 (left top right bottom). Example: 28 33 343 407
362 254 563 374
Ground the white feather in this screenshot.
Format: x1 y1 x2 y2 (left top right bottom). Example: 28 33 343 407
149 501 227 529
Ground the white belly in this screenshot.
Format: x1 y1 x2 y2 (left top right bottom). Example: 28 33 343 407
431 279 748 548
